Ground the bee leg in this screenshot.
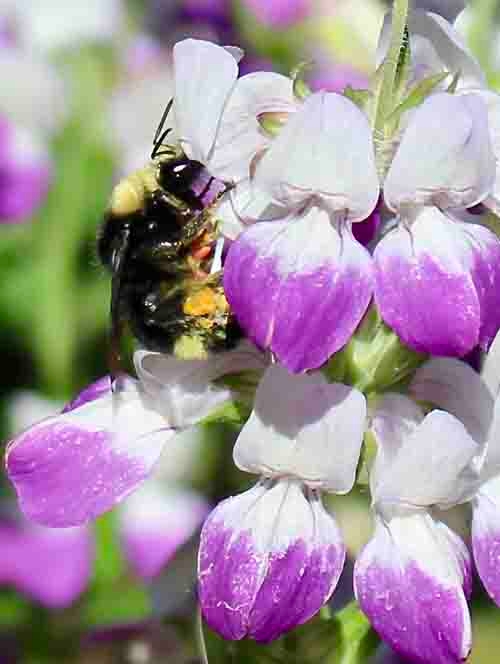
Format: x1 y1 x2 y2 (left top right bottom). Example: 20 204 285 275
210 236 225 274
109 227 131 392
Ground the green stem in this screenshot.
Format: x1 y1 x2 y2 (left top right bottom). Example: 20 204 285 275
373 0 409 135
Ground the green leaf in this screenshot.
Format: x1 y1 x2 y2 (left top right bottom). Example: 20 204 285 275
201 400 252 427
389 71 449 121
343 87 372 111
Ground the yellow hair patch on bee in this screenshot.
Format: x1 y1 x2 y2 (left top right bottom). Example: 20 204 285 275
109 166 157 216
183 287 217 316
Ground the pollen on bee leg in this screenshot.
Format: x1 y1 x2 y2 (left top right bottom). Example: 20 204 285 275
183 287 217 316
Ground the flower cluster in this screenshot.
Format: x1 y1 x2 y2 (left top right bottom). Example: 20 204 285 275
7 2 500 663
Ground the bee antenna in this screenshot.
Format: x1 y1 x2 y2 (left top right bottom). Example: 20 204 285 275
151 127 173 160
153 98 174 146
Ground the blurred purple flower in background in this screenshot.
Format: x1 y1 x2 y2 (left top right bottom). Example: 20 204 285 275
0 116 51 224
241 0 313 28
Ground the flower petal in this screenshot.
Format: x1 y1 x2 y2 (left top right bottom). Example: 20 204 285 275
474 90 500 216
224 210 374 372
119 483 210 581
354 513 471 664
410 358 494 445
0 520 93 608
209 71 296 181
234 364 365 492
133 341 265 427
372 408 480 508
254 91 379 220
461 222 500 352
408 10 485 88
481 329 500 398
413 1 465 21
0 48 67 134
374 207 481 356
385 93 495 210
216 178 286 241
0 117 51 223
6 378 173 526
198 479 345 642
173 38 238 165
472 476 500 605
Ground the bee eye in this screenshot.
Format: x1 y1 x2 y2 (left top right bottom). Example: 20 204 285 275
158 157 203 193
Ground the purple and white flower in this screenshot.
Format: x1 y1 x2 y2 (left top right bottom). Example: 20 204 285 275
6 344 263 528
354 389 485 664
172 38 296 182
374 90 500 357
198 364 366 641
223 92 380 372
0 114 51 223
409 333 500 610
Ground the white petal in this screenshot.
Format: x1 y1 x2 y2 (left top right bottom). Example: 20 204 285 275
12 0 124 51
372 408 481 507
413 1 465 22
215 178 286 240
470 90 500 217
209 71 296 182
411 358 494 444
369 393 424 493
408 10 485 89
133 342 266 428
173 39 238 165
0 48 67 135
482 329 500 398
385 93 495 210
233 364 366 493
254 91 380 220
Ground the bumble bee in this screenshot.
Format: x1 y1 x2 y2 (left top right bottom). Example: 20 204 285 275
97 101 240 377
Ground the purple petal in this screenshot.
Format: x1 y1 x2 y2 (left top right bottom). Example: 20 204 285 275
374 208 481 356
354 516 471 664
0 115 51 223
62 376 111 412
224 210 373 372
119 484 210 581
0 519 93 608
198 479 345 642
472 479 500 605
241 0 312 27
462 223 500 351
6 379 172 526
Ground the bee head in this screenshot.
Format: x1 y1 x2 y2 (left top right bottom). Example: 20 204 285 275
157 156 204 196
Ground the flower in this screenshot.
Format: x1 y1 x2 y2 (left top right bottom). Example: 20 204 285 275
241 0 313 28
374 91 500 356
1 0 124 52
0 6 67 222
5 344 264 527
172 38 296 182
409 332 500 609
223 91 379 373
198 363 366 641
0 114 51 223
354 389 485 663
2 389 92 608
